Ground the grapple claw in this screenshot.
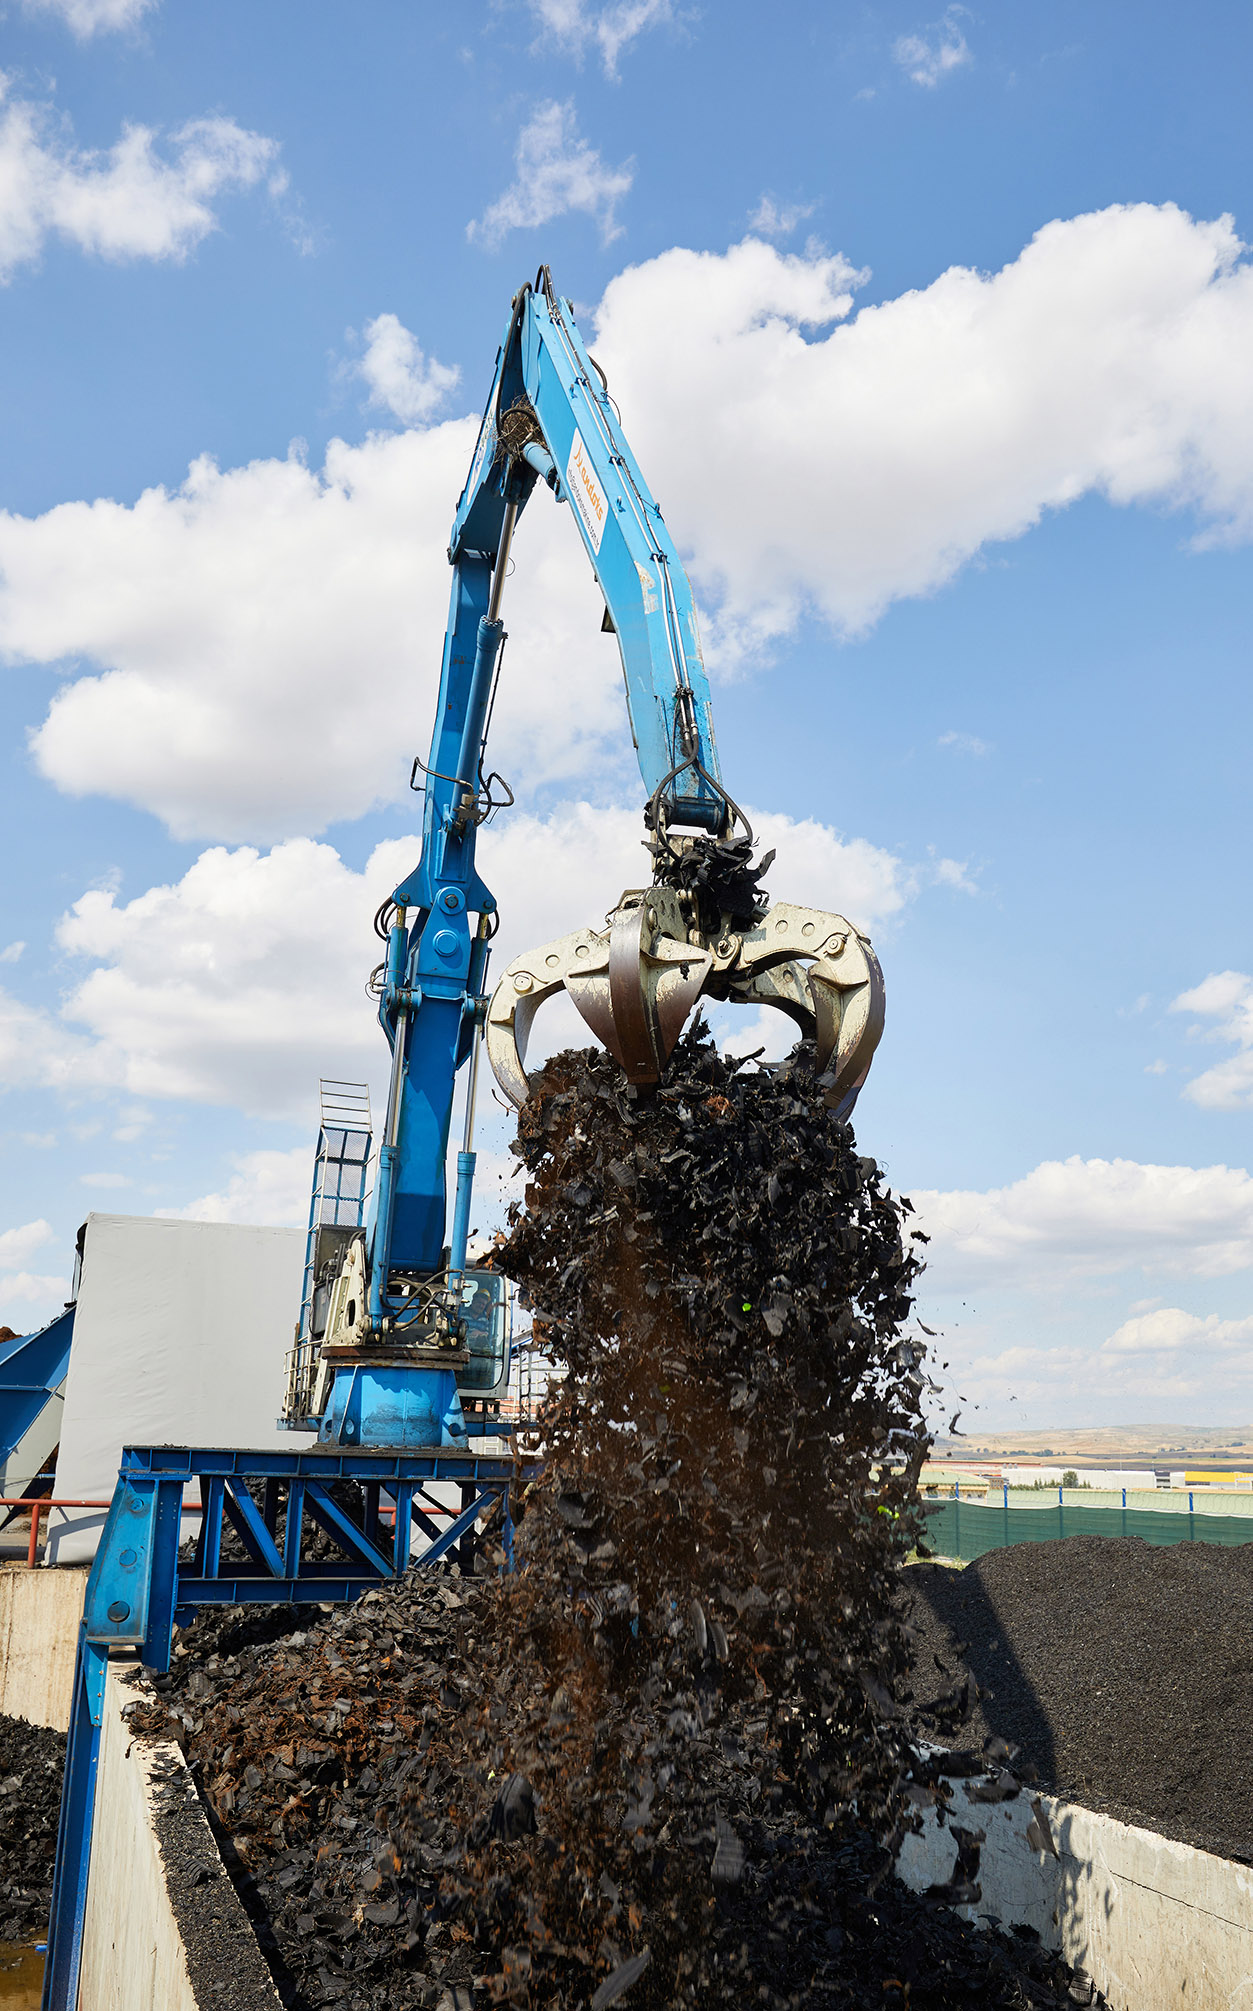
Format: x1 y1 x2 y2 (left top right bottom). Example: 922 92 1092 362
725 902 885 1117
485 888 884 1112
484 890 713 1105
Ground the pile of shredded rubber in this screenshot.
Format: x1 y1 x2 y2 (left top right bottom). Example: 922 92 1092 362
907 1534 1253 1863
136 1033 1099 2010
0 1711 65 1942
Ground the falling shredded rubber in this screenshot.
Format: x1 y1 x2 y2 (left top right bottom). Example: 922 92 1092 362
132 1034 1102 2009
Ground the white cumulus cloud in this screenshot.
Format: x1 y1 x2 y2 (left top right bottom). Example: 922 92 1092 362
893 6 972 87
0 986 106 1093
1102 1306 1253 1355
929 1328 1253 1423
354 313 460 427
51 836 398 1119
914 1156 1253 1286
0 76 282 279
0 423 621 842
0 1218 64 1327
528 0 674 77
467 100 633 248
23 0 157 35
0 1218 54 1269
165 1145 313 1227
0 1270 71 1312
1171 970 1253 1110
593 205 1253 651
747 195 817 239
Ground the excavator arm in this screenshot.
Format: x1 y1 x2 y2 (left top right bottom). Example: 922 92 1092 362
290 270 884 1447
367 271 738 1317
446 268 727 834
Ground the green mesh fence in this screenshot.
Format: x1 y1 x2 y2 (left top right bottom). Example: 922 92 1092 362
921 1497 1253 1562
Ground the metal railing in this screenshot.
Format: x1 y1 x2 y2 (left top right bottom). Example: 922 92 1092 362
923 1493 1253 1562
0 1497 112 1568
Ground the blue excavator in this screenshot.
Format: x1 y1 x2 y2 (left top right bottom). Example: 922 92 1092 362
40 272 889 2011
282 267 885 1455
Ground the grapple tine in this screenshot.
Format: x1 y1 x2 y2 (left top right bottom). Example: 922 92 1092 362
728 902 885 1112
577 891 712 1085
485 925 611 1107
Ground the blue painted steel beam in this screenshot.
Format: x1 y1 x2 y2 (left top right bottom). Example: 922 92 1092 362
39 1632 106 2011
283 1478 306 1578
115 1441 518 1483
80 1472 187 1656
174 1576 385 1611
0 1307 73 1466
409 1487 499 1567
391 1481 416 1573
220 1477 285 1577
142 1478 185 1672
197 1475 224 1578
300 1481 395 1577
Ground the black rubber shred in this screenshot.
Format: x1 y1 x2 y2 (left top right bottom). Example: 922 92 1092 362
0 1712 66 1942
711 1815 745 1886
489 1771 536 1842
590 1948 651 2007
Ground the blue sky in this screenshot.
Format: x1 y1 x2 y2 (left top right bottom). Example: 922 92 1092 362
1 0 1252 1430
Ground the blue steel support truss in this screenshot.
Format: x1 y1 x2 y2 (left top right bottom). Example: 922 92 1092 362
41 1438 525 2011
0 1306 74 1470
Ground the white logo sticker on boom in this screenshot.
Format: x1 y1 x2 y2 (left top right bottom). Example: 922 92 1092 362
466 415 494 511
567 430 607 552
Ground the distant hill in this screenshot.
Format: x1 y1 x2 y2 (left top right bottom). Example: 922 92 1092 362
931 1424 1253 1462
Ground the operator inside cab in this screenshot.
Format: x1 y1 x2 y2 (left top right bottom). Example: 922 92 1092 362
464 1284 494 1358
457 1270 509 1394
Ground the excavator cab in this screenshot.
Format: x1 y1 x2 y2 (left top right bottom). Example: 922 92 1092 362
454 1269 511 1399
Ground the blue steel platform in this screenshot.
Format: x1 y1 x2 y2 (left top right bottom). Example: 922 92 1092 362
42 1436 527 2011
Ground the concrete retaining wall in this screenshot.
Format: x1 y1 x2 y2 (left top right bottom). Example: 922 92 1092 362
898 1780 1253 2011
0 1565 87 1730
80 1654 282 2011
